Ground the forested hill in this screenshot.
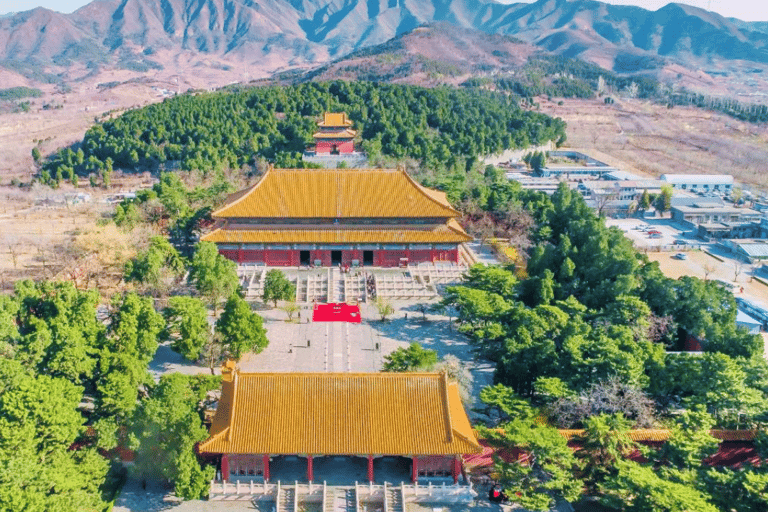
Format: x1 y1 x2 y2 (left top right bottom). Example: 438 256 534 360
40 81 566 186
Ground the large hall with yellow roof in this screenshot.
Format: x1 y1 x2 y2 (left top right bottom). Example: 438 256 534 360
201 166 472 268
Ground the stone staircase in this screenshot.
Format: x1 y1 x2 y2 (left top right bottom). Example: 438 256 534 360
278 485 295 512
329 268 344 302
344 487 357 512
387 486 403 512
323 487 336 512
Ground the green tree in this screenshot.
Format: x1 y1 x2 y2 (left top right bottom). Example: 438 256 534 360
484 415 583 511
658 406 719 470
163 296 212 361
124 236 186 293
132 373 218 500
262 269 296 307
13 280 104 385
280 300 300 321
188 242 239 315
0 359 109 512
639 189 651 210
655 184 673 213
703 466 768 512
215 294 268 359
375 296 395 321
31 147 41 164
578 413 636 486
96 293 164 418
382 343 438 372
600 460 718 512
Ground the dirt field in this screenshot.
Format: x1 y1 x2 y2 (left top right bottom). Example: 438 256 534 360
0 50 284 183
539 97 768 192
0 180 147 291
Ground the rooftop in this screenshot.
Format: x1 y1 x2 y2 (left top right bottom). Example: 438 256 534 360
730 240 768 258
672 204 761 215
211 168 460 219
199 371 482 456
318 112 354 128
202 219 472 244
661 174 734 185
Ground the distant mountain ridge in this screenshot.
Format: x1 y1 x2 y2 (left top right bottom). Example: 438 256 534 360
1 0 767 80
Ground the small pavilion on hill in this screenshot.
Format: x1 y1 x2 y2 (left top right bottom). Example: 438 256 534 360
199 365 482 486
312 112 356 154
201 167 472 267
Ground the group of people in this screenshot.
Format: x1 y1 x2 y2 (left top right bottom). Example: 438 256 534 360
366 274 376 299
488 484 508 504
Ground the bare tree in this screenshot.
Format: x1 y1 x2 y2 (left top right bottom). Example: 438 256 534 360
703 263 716 281
4 235 22 270
593 188 619 217
734 262 743 282
547 377 656 429
647 313 674 343
500 206 535 251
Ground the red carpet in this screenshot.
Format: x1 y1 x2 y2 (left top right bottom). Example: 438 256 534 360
312 303 362 323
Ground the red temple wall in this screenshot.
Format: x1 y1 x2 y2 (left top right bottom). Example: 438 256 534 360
414 456 455 477
310 250 332 266
218 247 459 267
316 140 354 154
264 250 298 266
342 250 363 266
227 454 266 478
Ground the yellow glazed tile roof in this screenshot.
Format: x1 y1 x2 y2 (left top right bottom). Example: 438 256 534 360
319 112 353 127
199 372 482 456
313 129 357 139
212 169 461 219
200 220 471 244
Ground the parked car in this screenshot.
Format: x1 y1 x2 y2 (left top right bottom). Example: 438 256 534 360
648 233 663 239
673 253 688 260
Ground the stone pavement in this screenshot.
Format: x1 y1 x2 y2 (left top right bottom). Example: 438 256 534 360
240 302 495 413
464 242 503 266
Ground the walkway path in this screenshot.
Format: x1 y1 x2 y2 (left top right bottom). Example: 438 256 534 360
464 242 503 266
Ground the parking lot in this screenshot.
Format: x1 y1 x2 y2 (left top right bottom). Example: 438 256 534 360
605 218 697 250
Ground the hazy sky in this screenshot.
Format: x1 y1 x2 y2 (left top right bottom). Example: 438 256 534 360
1 0 766 21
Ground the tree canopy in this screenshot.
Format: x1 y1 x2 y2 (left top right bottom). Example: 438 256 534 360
40 81 567 186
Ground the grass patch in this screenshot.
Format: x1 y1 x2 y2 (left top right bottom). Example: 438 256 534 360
0 86 43 101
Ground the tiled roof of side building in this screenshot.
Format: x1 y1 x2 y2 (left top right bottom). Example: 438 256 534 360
199 372 482 456
201 220 472 244
212 168 461 219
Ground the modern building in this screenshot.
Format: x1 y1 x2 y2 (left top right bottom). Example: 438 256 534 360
672 204 754 225
721 239 768 263
537 150 620 178
313 112 356 155
201 167 472 267
199 365 482 488
661 174 734 194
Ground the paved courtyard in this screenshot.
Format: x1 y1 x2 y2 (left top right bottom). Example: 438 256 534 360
128 260 504 512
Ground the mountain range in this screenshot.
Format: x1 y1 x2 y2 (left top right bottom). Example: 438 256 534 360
1 0 768 82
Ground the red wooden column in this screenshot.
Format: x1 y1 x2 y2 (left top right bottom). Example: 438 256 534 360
307 455 314 482
412 457 418 483
367 455 374 482
452 457 459 484
263 454 270 481
221 454 230 482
